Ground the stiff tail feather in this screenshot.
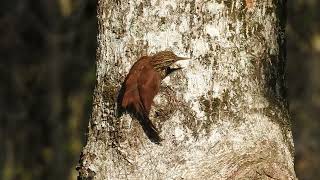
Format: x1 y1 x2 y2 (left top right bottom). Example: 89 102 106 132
118 85 162 144
134 102 162 144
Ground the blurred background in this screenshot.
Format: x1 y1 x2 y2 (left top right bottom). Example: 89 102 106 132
287 0 320 179
0 0 96 179
0 0 318 179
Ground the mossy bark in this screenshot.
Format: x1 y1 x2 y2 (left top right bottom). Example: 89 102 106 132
78 0 297 179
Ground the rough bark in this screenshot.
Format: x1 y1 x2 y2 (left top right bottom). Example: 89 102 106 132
78 0 297 179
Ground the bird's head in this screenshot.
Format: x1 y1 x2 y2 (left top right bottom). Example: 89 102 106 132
151 51 189 70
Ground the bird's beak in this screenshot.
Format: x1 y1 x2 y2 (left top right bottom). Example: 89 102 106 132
172 56 190 69
176 56 190 61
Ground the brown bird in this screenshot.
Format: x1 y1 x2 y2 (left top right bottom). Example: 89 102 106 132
118 51 189 143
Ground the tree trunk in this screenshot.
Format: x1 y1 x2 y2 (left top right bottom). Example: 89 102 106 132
78 0 297 179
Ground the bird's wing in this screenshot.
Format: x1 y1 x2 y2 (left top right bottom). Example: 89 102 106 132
121 81 139 109
120 57 162 143
135 64 162 143
121 57 147 108
138 64 161 114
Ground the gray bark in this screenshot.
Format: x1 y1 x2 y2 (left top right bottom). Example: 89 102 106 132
78 0 297 179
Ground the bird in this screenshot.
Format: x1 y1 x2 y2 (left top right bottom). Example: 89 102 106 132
118 51 189 143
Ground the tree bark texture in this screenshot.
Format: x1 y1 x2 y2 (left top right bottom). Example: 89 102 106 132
78 0 297 179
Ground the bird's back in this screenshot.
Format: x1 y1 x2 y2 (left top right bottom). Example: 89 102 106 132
121 56 149 109
118 51 186 143
120 56 162 143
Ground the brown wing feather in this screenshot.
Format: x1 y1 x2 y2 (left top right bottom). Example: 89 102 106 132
121 81 139 108
138 63 161 114
121 56 148 108
135 62 162 143
119 56 162 143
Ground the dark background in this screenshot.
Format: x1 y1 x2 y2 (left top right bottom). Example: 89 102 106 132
0 0 319 179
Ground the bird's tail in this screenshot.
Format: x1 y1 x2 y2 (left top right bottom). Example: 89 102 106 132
134 102 162 144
